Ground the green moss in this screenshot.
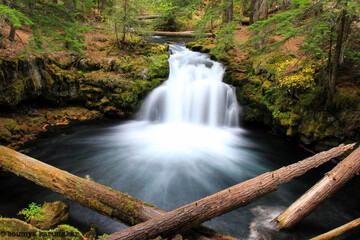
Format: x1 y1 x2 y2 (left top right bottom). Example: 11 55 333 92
333 87 360 110
147 54 169 80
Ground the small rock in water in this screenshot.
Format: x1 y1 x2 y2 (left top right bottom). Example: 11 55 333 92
247 205 294 240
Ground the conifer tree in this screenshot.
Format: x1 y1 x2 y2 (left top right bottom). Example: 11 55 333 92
0 0 89 53
245 0 360 96
105 0 141 48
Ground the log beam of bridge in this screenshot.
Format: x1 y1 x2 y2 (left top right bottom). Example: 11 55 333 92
144 31 214 38
0 145 235 240
137 15 162 20
104 143 356 240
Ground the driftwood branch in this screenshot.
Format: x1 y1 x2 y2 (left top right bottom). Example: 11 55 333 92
0 146 235 240
275 145 360 229
104 143 356 240
309 218 360 240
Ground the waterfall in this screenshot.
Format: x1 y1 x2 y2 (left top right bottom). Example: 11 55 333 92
108 44 255 208
141 45 240 127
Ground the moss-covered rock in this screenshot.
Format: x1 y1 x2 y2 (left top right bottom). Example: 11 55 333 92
0 107 102 149
0 218 84 240
29 201 69 230
0 39 169 148
223 47 360 150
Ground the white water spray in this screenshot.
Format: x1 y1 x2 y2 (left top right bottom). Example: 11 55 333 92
141 45 240 127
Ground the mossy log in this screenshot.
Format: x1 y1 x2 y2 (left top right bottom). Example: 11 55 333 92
275 145 360 229
0 146 235 240
309 218 360 240
104 143 356 240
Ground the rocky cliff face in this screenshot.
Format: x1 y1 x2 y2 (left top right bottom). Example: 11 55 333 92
0 42 169 149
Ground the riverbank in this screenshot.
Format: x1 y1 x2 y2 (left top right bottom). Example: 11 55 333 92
0 25 169 150
186 28 360 152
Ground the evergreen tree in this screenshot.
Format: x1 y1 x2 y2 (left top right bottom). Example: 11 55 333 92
245 0 360 96
0 4 33 41
105 0 142 48
0 0 89 53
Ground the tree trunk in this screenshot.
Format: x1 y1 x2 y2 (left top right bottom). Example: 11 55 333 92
249 0 256 25
310 218 360 240
121 0 127 44
223 0 233 23
0 146 235 240
250 0 261 49
329 1 347 97
103 143 355 240
8 22 16 41
275 146 360 229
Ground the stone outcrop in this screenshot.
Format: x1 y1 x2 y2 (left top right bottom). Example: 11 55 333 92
0 41 169 149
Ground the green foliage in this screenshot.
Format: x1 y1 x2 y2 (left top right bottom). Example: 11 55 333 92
1 1 88 53
97 233 110 239
194 0 224 38
0 5 33 28
150 0 196 31
105 0 143 48
245 0 360 61
278 64 316 91
18 202 44 222
29 2 88 53
209 20 237 61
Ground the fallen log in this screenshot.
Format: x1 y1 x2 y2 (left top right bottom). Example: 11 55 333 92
145 31 214 38
310 218 360 240
0 146 235 240
104 143 356 240
274 145 360 229
137 15 162 20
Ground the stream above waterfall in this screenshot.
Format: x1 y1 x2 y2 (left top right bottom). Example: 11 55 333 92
0 44 359 239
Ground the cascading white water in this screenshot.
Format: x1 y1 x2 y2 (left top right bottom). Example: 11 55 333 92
116 44 245 164
141 45 240 127
107 44 261 208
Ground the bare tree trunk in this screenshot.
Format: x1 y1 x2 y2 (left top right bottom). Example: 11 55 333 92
329 1 347 97
251 0 261 49
0 146 235 240
121 0 127 44
223 0 233 23
310 218 360 240
8 22 16 41
249 0 257 25
275 146 360 229
104 144 356 240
